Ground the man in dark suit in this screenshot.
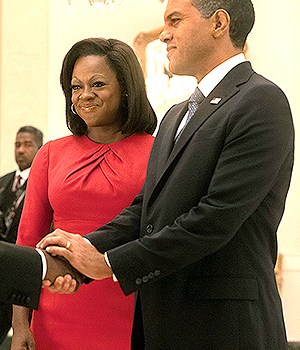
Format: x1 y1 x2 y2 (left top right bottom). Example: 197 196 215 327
40 0 294 349
0 125 43 344
0 241 82 308
0 125 43 243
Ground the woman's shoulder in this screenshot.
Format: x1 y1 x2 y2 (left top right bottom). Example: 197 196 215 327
35 135 85 163
121 133 154 148
110 133 154 162
48 134 77 145
44 134 86 150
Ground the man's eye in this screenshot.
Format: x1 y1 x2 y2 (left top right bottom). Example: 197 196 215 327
171 17 180 25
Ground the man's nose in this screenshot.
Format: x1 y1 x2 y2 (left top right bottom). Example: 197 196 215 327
16 145 25 153
160 29 172 43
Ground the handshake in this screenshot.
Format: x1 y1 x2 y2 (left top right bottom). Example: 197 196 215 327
42 250 85 290
36 229 113 294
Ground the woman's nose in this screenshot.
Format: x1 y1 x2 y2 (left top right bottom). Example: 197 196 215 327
79 87 94 99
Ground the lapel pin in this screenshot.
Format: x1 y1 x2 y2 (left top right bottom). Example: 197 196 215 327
210 97 222 105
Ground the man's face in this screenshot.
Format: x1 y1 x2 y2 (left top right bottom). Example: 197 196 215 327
14 132 39 171
161 0 217 81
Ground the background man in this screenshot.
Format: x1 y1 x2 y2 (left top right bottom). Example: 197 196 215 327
0 125 43 345
40 0 294 348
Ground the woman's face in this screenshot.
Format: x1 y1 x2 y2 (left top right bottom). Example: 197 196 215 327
71 55 122 133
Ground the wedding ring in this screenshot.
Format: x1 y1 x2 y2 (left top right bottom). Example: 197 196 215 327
66 240 71 249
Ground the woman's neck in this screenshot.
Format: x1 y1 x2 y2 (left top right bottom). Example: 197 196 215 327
86 127 128 144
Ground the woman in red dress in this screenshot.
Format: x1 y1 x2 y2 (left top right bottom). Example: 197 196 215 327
12 38 156 350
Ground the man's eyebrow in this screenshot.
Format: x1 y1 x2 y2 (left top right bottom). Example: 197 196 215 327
165 11 182 21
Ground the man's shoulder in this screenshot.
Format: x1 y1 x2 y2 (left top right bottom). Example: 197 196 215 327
0 171 15 184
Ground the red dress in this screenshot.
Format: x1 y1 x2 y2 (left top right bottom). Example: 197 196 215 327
17 133 154 350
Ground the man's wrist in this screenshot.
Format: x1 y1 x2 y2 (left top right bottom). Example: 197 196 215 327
104 252 117 282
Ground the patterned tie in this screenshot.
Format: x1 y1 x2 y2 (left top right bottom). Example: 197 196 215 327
14 175 22 192
1 177 25 239
175 87 205 142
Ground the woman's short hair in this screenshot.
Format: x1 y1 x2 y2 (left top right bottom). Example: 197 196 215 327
60 38 157 136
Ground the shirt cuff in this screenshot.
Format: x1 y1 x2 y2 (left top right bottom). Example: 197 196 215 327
35 248 47 280
84 237 117 282
104 252 118 282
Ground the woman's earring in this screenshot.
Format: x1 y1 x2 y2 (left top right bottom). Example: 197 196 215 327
71 104 77 115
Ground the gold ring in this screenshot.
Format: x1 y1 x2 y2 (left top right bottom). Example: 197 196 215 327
66 240 71 249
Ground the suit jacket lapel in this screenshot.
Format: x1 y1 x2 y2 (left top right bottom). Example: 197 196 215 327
147 62 254 204
155 101 188 168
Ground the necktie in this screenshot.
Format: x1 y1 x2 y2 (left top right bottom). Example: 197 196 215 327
175 87 205 142
14 175 22 192
1 176 25 239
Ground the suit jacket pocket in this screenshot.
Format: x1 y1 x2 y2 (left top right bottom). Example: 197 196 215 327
188 276 259 300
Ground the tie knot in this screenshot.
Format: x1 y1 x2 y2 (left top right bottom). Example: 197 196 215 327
189 87 204 104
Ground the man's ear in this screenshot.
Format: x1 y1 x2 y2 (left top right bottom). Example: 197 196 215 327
211 9 230 39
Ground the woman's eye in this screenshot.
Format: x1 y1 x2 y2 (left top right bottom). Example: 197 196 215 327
93 81 105 88
71 85 81 91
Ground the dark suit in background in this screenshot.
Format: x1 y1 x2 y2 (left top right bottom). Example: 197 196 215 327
0 126 43 345
0 172 27 244
0 172 27 345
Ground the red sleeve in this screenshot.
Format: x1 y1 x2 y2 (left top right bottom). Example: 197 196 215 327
17 142 53 247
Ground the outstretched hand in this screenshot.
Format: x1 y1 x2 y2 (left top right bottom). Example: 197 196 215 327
37 229 113 280
42 250 84 293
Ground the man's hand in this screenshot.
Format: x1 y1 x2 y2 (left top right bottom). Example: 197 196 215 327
42 250 84 293
37 229 113 280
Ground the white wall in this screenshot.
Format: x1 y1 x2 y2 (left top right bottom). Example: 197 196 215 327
248 0 300 340
0 0 299 341
0 0 49 173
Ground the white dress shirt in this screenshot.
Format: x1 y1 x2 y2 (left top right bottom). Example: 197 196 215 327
176 53 246 137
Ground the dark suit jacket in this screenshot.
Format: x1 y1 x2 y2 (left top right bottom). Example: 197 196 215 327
0 171 27 243
86 62 294 349
0 241 42 309
0 171 28 341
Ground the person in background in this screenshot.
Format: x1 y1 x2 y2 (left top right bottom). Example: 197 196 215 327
0 125 43 345
39 0 294 349
13 38 156 350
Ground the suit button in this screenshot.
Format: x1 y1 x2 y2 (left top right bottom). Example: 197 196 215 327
25 297 31 304
135 278 142 285
9 294 16 302
142 276 149 283
154 270 161 276
146 224 154 234
148 272 154 279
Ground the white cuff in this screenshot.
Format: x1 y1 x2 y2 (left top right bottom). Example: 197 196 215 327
104 252 118 282
35 248 47 280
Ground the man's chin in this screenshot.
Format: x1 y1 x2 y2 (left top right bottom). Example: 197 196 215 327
17 162 29 171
